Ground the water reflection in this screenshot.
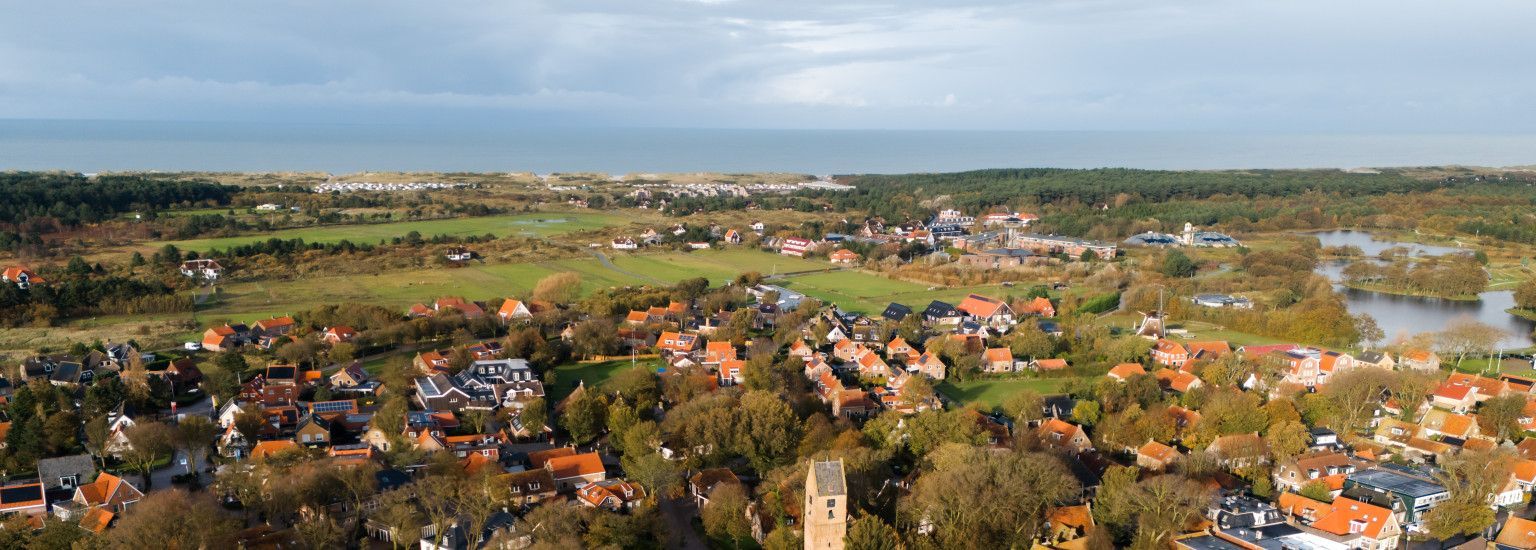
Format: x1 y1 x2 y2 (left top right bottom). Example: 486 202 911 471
1308 233 1534 348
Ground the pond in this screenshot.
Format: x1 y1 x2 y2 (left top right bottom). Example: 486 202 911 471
1309 231 1534 349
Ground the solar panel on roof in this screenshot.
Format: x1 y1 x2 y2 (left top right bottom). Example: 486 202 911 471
0 485 39 503
311 401 354 413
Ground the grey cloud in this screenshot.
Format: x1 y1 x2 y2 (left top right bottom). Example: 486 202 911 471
1 0 1533 130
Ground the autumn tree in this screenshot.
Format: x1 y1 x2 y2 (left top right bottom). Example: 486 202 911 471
702 483 752 544
105 489 239 549
121 421 176 490
845 515 900 550
901 447 1077 547
1477 393 1527 442
737 390 803 473
1424 450 1514 539
1389 370 1439 422
560 389 608 445
570 319 619 359
1320 368 1391 435
175 415 218 477
1001 390 1045 424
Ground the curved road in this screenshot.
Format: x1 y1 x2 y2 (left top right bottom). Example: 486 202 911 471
588 251 669 285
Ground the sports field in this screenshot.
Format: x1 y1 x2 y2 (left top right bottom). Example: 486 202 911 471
161 212 627 252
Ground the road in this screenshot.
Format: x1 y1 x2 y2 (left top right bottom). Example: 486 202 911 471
659 497 708 550
588 251 668 285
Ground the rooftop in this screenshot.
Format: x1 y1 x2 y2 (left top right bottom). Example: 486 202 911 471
811 460 846 497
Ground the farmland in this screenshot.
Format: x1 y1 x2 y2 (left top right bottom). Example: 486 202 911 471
159 211 629 252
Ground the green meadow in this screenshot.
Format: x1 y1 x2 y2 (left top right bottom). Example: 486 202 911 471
937 377 1077 408
161 211 627 252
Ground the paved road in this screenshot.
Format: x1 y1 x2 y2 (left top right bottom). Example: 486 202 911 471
659 497 708 550
588 251 668 285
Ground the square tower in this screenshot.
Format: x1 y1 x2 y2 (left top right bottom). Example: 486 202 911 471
804 459 847 549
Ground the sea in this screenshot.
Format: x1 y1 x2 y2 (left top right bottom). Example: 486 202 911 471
3 119 1536 174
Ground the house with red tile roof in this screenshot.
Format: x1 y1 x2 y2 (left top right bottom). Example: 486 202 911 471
1400 349 1440 372
1 266 45 289
956 294 1014 327
981 348 1015 373
1136 441 1181 471
0 483 47 516
250 440 300 462
906 352 947 380
1032 358 1069 372
1037 418 1093 453
1418 409 1479 440
1495 516 1536 550
201 324 244 352
1430 376 1488 413
321 325 357 344
656 331 700 355
884 337 913 359
702 341 737 367
254 315 296 336
834 390 878 419
498 299 532 322
788 339 814 360
1107 363 1146 381
1151 339 1189 367
414 350 452 374
1277 493 1401 550
1185 340 1231 363
1153 368 1203 393
829 249 861 264
1018 296 1055 318
64 472 143 516
545 452 606 491
577 479 646 511
718 359 747 387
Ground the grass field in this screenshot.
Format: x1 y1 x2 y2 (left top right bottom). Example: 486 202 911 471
193 247 1027 323
938 377 1078 408
161 212 627 252
547 359 657 402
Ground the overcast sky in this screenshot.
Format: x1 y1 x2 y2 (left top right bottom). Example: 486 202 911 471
3 0 1533 131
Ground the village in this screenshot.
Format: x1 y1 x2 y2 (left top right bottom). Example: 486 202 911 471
0 201 1534 550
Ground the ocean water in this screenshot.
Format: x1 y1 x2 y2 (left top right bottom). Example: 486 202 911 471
2 119 1536 174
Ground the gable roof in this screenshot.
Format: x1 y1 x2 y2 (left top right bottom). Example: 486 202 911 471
546 452 605 480
956 294 1007 318
983 347 1012 364
1035 358 1069 370
1138 440 1181 463
251 440 299 460
75 472 142 508
1310 496 1395 539
1108 363 1146 380
1496 516 1536 549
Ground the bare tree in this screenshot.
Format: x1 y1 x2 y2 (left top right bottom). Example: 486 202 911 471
1436 316 1504 368
122 421 176 490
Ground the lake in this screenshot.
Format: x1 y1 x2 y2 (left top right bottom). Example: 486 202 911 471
1310 231 1534 348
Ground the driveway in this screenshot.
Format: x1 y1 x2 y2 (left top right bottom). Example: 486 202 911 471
659 496 708 550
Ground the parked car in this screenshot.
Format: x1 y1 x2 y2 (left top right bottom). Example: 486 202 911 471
184 342 202 351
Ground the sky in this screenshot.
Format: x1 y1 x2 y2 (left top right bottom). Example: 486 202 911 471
2 0 1534 131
